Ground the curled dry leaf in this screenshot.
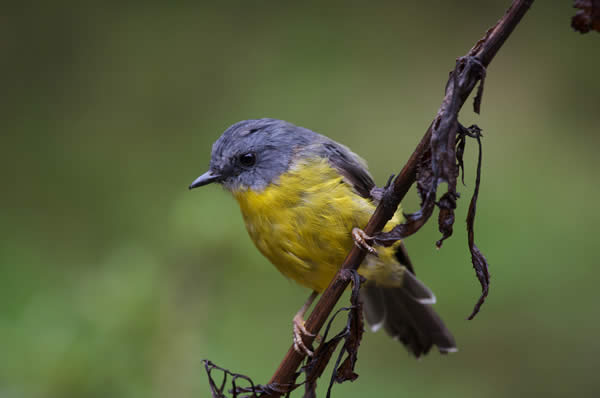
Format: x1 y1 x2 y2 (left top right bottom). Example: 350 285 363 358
300 270 364 398
373 55 491 319
464 128 490 320
203 359 270 398
436 191 459 249
375 121 490 319
572 0 600 33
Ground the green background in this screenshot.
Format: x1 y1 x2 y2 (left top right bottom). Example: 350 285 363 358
2 1 599 397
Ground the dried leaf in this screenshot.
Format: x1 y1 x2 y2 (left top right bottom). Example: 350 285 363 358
302 328 341 386
430 83 461 248
334 287 363 384
326 270 364 397
376 115 460 247
378 122 491 319
376 59 477 247
203 360 269 398
297 270 366 398
456 131 467 185
436 191 459 248
572 0 600 33
336 356 359 383
416 148 434 202
465 128 490 320
473 67 486 114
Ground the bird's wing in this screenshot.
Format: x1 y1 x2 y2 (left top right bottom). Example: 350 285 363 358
321 141 376 199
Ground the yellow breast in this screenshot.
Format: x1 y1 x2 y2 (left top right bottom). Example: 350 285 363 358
232 158 401 292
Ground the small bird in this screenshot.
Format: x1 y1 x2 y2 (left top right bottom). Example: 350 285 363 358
190 118 456 357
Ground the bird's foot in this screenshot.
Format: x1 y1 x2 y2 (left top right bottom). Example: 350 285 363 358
352 227 378 256
293 314 316 356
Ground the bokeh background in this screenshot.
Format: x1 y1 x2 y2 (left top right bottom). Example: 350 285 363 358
2 1 599 397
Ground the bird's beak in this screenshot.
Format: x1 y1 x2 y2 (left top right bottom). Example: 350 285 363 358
189 171 220 189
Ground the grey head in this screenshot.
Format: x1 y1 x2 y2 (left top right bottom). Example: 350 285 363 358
189 119 321 192
189 118 376 196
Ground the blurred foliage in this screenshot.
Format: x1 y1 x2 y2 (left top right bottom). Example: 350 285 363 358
2 1 600 397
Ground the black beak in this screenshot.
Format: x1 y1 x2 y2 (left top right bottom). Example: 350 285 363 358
189 171 220 189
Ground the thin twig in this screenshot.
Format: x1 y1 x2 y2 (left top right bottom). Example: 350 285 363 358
262 1 534 396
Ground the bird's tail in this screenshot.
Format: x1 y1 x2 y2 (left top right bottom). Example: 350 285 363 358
360 269 457 357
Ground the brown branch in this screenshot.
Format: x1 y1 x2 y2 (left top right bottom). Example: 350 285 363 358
262 1 534 395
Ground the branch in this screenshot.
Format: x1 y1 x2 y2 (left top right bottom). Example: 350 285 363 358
262 1 534 396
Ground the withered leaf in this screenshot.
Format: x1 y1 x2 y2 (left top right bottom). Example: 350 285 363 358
302 330 341 386
377 121 490 319
334 293 363 384
202 359 270 398
456 131 467 185
326 270 364 397
572 0 600 33
416 148 434 201
300 270 365 398
436 191 459 249
376 60 472 247
465 129 490 320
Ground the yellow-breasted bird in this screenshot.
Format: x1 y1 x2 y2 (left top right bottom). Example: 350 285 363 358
190 118 456 357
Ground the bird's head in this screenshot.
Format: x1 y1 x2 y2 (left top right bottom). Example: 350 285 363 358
189 118 315 192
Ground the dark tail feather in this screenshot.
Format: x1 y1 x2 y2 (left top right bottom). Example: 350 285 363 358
361 277 457 358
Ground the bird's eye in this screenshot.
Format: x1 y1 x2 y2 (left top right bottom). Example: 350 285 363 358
239 152 256 167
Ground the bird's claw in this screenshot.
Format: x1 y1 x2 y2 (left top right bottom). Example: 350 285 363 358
352 227 378 256
293 314 315 356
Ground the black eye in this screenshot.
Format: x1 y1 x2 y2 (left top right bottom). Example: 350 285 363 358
239 152 256 167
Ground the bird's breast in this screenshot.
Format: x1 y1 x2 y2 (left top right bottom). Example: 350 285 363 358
231 158 375 292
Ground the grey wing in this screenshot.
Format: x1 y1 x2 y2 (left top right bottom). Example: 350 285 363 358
321 141 376 199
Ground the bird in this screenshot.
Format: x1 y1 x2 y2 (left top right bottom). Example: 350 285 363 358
189 118 456 357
